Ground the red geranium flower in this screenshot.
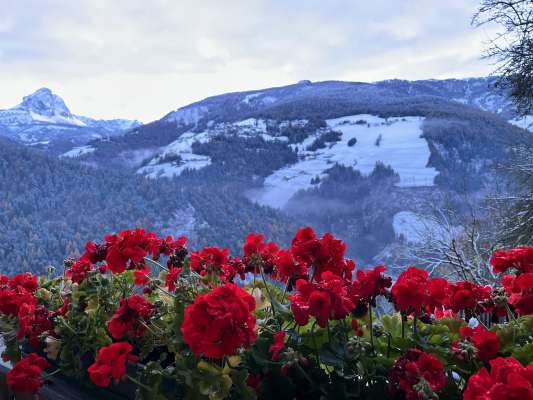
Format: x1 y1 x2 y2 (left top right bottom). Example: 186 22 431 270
81 240 108 264
391 267 429 313
133 265 151 286
0 287 36 316
222 256 247 282
269 331 286 361
182 283 256 359
391 267 451 315
446 281 492 313
464 356 533 400
66 260 95 284
459 325 500 363
7 353 50 394
275 249 308 283
158 235 187 257
291 228 354 281
107 294 154 339
290 271 354 327
490 247 533 274
105 228 161 274
243 233 280 276
190 246 229 277
349 265 392 305
502 273 533 315
165 267 182 292
87 342 138 387
291 227 321 265
17 303 54 349
389 348 446 400
9 273 38 293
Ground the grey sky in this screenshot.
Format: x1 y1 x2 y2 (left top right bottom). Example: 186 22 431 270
0 0 499 122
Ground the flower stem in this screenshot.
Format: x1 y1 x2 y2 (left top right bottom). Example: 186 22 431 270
259 265 277 321
311 321 321 365
368 305 375 354
126 374 154 393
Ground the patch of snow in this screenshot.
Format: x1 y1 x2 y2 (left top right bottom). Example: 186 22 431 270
242 93 263 104
393 211 462 244
30 111 87 127
261 96 277 105
60 145 95 158
279 119 308 129
509 115 533 132
165 106 208 126
27 140 50 146
137 130 212 178
250 115 438 209
452 98 468 105
233 118 268 132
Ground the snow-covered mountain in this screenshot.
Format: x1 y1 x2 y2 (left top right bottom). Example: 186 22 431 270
0 88 141 153
49 77 532 264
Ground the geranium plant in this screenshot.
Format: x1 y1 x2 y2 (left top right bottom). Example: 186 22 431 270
0 227 532 399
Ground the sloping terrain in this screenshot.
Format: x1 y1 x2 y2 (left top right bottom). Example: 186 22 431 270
0 138 294 273
3 78 531 271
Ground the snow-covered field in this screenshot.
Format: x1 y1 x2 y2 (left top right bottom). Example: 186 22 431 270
509 115 533 132
137 130 212 178
393 211 462 244
137 118 288 178
60 145 95 158
249 115 438 209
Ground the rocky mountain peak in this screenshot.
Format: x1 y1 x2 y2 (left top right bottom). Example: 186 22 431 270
19 87 72 117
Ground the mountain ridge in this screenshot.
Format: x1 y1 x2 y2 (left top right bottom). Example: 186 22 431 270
0 88 141 154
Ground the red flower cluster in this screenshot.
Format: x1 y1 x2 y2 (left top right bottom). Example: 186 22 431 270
88 342 138 387
67 259 95 284
291 228 354 281
0 273 37 316
165 266 183 292
490 247 533 274
105 228 161 274
182 283 256 359
453 325 500 363
222 256 247 282
349 265 392 306
269 331 286 361
491 247 533 316
133 264 151 286
502 273 533 315
389 348 446 400
0 273 53 349
391 267 492 316
107 294 154 339
464 356 533 400
243 233 280 275
190 246 230 277
18 303 54 348
391 267 445 314
7 353 50 394
447 281 492 313
69 230 189 289
290 271 354 327
275 249 308 283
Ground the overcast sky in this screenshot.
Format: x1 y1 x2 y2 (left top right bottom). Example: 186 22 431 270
0 0 499 122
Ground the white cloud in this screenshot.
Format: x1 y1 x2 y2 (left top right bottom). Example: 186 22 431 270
0 0 499 121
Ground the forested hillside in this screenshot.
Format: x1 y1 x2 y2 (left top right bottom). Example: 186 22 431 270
0 138 294 272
